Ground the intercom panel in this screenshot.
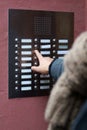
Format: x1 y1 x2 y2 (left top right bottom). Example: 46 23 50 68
8 9 74 98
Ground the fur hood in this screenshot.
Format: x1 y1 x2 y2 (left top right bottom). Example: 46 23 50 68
45 32 87 130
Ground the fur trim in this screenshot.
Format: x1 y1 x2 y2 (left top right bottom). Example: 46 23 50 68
45 32 87 130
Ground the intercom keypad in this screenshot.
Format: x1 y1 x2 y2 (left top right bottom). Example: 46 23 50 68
8 9 74 98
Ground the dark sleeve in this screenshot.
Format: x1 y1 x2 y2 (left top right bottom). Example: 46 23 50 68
49 58 64 81
71 100 87 130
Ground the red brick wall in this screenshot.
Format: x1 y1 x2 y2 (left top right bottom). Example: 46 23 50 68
0 0 85 130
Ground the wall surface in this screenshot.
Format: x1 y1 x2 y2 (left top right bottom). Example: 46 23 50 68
85 0 87 29
0 0 85 130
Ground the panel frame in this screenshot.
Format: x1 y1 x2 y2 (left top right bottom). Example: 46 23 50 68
8 9 74 98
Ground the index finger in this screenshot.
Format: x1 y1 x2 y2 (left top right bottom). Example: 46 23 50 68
34 50 43 60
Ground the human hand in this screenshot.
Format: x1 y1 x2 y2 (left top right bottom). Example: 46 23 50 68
31 50 53 74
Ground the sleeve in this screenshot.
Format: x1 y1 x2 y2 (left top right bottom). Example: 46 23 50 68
49 58 64 81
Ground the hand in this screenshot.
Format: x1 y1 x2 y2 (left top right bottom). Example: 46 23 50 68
31 50 53 74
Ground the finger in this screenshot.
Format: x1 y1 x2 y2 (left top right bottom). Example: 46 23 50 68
31 66 40 73
34 50 43 61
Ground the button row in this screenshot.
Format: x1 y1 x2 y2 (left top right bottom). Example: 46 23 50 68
15 38 69 44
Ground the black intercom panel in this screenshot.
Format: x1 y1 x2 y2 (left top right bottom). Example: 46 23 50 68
8 9 74 98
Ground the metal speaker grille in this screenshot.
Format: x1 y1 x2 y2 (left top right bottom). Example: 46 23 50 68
34 16 51 35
